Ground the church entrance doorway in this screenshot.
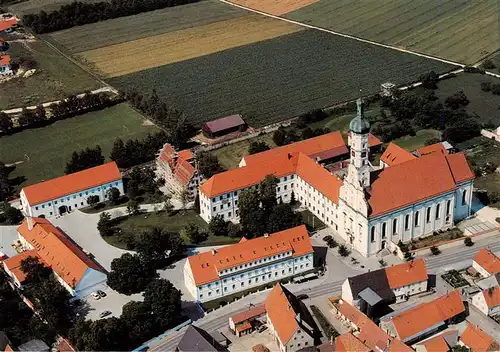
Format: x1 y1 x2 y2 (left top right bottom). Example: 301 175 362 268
58 205 68 215
381 240 386 250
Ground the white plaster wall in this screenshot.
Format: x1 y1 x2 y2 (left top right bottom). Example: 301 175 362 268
341 279 354 305
472 261 491 279
472 292 489 315
286 328 314 352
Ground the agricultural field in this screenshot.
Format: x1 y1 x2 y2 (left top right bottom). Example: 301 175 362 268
229 0 319 16
0 103 159 185
7 0 103 16
285 0 498 64
0 40 102 110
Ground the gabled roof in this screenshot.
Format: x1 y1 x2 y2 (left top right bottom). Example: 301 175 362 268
473 249 500 276
22 162 121 205
230 304 266 324
203 114 245 134
388 290 464 342
0 18 17 32
368 133 382 147
334 333 370 352
174 158 196 186
187 225 312 286
380 143 416 167
2 249 40 283
385 259 428 289
416 143 448 156
481 286 500 308
347 268 394 302
460 323 499 352
0 55 10 66
243 132 346 167
265 283 316 345
17 218 103 289
176 325 227 352
367 152 474 217
416 330 458 352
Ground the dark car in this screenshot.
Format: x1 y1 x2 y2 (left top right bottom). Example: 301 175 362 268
99 310 112 319
297 294 309 300
97 290 107 298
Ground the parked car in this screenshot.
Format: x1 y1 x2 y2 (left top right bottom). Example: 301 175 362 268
97 290 106 298
91 292 101 300
297 294 309 300
99 310 112 319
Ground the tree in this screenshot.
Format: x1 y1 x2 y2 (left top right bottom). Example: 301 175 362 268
0 202 23 224
107 253 159 295
267 203 302 233
181 223 207 244
259 175 278 213
445 90 469 109
227 222 242 237
65 145 104 174
179 188 189 210
143 279 182 329
444 117 481 144
238 189 266 237
106 187 121 204
87 195 100 207
196 151 223 179
162 195 174 214
110 138 127 166
430 246 441 255
208 215 228 236
0 162 13 202
97 211 113 236
480 81 491 92
425 137 441 146
194 193 200 214
338 245 350 257
491 84 500 95
121 301 159 345
488 191 500 204
272 128 286 146
464 237 474 247
69 318 130 351
481 59 496 70
248 141 270 155
127 200 140 215
419 71 439 89
20 256 51 283
135 228 183 266
0 112 13 133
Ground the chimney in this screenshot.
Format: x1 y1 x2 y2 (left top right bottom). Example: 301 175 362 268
287 153 292 160
212 249 217 255
264 233 269 238
27 216 33 231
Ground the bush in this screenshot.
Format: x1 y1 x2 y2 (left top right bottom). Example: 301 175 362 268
464 237 474 247
481 59 496 70
310 305 339 340
491 84 500 95
481 82 491 92
338 244 350 257
430 246 441 255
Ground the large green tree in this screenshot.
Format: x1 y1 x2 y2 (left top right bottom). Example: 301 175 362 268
97 211 113 236
208 214 228 236
135 228 184 266
196 151 224 179
121 301 160 344
238 189 267 237
20 256 51 283
143 279 182 329
267 203 303 233
107 253 158 295
259 175 278 212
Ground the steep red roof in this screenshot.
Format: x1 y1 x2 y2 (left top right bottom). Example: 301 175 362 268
334 333 370 352
231 305 266 324
367 152 473 217
461 324 499 352
187 225 312 286
265 284 300 344
203 114 245 134
18 218 103 288
385 259 428 289
380 143 416 167
2 250 40 283
0 55 10 66
243 132 347 166
417 330 457 352
22 162 121 205
368 133 382 147
417 143 448 156
174 158 196 186
474 249 500 276
0 18 17 32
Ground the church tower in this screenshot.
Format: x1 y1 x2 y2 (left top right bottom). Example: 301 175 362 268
346 98 371 189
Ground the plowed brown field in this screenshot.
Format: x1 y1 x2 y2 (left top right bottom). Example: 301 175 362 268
79 14 302 78
228 0 319 16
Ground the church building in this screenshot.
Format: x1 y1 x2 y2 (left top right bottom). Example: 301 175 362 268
198 99 474 257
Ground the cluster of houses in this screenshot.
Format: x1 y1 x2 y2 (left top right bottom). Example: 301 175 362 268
470 249 500 318
0 16 18 76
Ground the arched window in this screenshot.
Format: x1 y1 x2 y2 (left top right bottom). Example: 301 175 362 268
382 223 386 238
370 226 375 242
436 204 440 219
462 190 467 206
392 218 397 235
415 211 420 227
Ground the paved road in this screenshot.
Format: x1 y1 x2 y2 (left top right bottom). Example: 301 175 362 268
150 232 500 351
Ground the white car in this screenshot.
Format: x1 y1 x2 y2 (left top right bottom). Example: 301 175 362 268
91 292 101 300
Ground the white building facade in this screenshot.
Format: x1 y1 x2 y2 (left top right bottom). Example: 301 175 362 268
471 288 500 316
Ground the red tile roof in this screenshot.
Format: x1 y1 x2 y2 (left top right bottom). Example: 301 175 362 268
187 225 312 286
22 162 121 206
18 217 103 288
174 158 196 186
0 55 10 66
418 330 457 352
265 284 300 345
231 304 266 324
473 249 500 276
368 133 383 147
2 249 40 283
159 144 196 186
482 286 500 308
461 323 499 352
0 18 17 32
57 338 76 352
389 290 464 341
385 259 428 289
335 333 370 352
203 114 245 134
380 143 416 167
387 338 414 352
367 152 473 217
178 149 194 161
417 143 448 156
243 132 346 166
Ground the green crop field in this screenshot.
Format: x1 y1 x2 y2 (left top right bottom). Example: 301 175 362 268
48 0 248 53
285 0 498 64
0 40 101 110
0 103 159 185
110 29 454 127
8 0 104 15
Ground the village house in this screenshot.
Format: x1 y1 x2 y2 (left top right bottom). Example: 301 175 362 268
228 304 266 337
157 143 203 200
175 325 228 352
183 225 313 303
341 259 428 312
20 162 123 218
202 114 247 138
318 332 371 352
472 248 500 278
2 217 107 299
471 286 500 317
198 98 474 258
458 323 499 352
379 290 466 345
413 330 459 352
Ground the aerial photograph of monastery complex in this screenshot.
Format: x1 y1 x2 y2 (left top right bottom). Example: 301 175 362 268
1 0 500 351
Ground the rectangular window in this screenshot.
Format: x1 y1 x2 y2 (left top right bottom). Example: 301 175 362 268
213 207 216 212
35 206 38 210
415 211 420 227
436 204 441 219
405 214 410 230
284 185 287 190
426 207 431 223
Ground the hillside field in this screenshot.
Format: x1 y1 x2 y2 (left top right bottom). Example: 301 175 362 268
7 0 103 15
0 104 159 185
110 29 454 127
285 0 497 64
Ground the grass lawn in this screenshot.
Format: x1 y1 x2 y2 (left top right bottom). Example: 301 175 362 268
211 134 276 170
393 129 441 152
0 103 159 186
410 228 464 250
108 210 239 249
0 40 101 109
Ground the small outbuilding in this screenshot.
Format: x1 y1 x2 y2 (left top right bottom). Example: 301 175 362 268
202 114 246 138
